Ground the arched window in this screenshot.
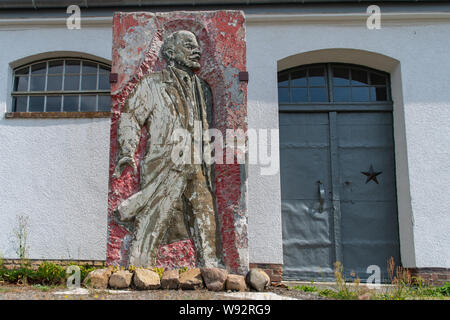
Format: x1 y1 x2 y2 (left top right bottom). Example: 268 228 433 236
278 63 390 107
11 58 111 113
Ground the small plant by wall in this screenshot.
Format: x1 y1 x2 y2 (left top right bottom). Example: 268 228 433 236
0 261 99 286
13 215 30 263
291 258 450 300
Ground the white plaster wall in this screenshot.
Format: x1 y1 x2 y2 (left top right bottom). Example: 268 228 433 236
0 26 112 260
246 21 450 268
0 18 449 269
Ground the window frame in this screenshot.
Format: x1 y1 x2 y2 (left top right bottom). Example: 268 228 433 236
10 57 111 114
278 63 393 113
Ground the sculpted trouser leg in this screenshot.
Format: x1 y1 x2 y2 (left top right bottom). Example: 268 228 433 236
129 169 186 267
184 165 220 268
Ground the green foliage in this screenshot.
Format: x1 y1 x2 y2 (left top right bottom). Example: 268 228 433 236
35 262 66 285
409 281 450 298
13 215 30 261
178 266 188 274
0 265 36 284
128 265 137 273
0 262 101 286
328 261 361 300
32 284 51 292
317 289 335 298
292 285 317 293
436 282 450 296
152 267 164 279
317 258 450 300
67 263 97 282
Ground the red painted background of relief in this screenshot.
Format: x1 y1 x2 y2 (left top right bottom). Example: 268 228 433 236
107 11 248 273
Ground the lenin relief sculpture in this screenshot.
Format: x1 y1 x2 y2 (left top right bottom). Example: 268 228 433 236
108 11 248 274
113 30 221 268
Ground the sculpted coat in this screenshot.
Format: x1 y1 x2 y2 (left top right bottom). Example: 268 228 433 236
114 62 221 268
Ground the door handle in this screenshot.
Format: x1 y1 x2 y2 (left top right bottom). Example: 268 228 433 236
318 180 325 213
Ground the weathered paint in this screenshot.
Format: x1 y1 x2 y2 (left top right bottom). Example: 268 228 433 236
107 11 248 273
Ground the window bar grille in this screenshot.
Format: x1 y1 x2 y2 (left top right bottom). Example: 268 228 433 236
12 59 111 113
61 59 66 112
43 61 48 112
26 65 31 112
327 64 334 103
96 64 100 111
78 60 83 112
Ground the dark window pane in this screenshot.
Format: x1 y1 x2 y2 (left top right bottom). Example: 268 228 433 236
309 87 328 102
352 87 370 102
332 67 350 86
47 75 62 91
64 75 80 90
308 67 325 86
48 60 63 74
82 61 98 74
65 60 80 73
278 87 290 103
63 95 79 111
81 74 97 90
13 96 27 112
278 73 289 87
291 87 308 102
46 96 62 112
31 62 46 75
98 73 110 90
351 69 368 85
14 76 28 91
370 87 388 101
99 65 110 73
291 69 307 86
370 73 387 85
30 76 45 91
80 95 97 111
15 67 29 75
98 95 111 111
29 96 45 112
333 87 351 102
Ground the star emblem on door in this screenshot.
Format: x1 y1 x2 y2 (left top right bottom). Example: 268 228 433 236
361 165 382 184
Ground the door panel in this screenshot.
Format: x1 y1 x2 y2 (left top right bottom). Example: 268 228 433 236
337 112 401 281
280 113 335 280
279 63 400 283
280 111 400 282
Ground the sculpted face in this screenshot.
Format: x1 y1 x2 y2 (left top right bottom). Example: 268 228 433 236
171 31 201 70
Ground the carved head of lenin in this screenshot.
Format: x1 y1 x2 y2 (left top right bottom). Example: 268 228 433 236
161 30 201 71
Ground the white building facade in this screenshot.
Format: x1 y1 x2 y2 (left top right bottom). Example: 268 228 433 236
0 1 448 283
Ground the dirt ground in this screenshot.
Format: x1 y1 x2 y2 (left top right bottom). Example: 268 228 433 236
0 283 327 300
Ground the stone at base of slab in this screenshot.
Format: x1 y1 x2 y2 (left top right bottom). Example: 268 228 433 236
84 267 270 292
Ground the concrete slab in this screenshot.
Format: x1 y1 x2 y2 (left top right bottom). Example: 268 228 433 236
221 292 297 300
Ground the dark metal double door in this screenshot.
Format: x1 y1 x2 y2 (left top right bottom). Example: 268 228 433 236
280 110 401 281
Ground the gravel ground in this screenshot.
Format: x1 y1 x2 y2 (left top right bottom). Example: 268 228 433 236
0 283 327 300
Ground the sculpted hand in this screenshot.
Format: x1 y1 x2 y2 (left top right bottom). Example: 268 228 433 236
113 156 138 178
